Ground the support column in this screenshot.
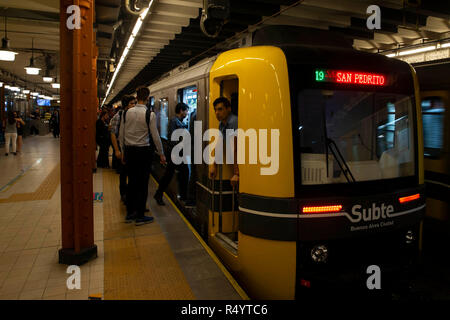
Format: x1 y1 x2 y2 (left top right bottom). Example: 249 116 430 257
59 0 97 265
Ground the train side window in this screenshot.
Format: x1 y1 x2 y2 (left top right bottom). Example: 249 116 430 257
159 98 169 140
376 102 396 158
149 96 155 111
177 86 198 130
421 96 445 158
220 78 239 116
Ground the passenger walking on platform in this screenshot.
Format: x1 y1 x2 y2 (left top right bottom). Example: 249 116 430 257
50 110 60 138
3 112 18 156
209 97 239 187
96 110 111 168
154 103 190 206
119 86 166 225
29 110 40 135
110 95 136 204
15 112 25 153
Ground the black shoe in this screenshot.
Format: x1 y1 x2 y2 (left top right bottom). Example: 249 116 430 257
13 152 17 156
135 216 154 226
153 194 165 206
125 214 136 223
5 153 8 156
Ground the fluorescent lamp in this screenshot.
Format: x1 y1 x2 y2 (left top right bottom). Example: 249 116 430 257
23 89 30 94
51 83 60 89
398 45 436 56
441 42 450 48
102 1 154 108
386 53 396 58
0 82 3 87
131 19 143 37
126 36 135 49
43 77 53 82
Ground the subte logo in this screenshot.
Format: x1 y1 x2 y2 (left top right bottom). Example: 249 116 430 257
366 265 381 290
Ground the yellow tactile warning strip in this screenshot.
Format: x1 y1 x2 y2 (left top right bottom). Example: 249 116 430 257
102 170 195 300
0 164 60 203
150 176 250 300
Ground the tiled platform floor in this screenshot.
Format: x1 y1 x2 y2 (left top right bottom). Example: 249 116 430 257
0 135 104 300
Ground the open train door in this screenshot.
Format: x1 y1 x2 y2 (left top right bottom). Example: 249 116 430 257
206 46 297 299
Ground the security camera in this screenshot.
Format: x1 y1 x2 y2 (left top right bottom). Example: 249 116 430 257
200 0 230 38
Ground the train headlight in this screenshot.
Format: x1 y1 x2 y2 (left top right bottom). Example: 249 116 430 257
311 245 328 263
405 230 414 244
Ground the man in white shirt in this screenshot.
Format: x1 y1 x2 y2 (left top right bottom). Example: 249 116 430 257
119 87 166 225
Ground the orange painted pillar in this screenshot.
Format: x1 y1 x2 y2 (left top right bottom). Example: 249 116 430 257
59 0 97 265
92 22 98 172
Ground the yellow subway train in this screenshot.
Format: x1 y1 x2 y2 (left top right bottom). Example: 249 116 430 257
148 27 426 299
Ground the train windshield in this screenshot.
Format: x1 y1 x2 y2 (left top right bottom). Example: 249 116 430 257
296 89 415 185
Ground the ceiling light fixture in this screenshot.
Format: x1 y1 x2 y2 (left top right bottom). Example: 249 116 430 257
0 15 18 62
24 38 41 75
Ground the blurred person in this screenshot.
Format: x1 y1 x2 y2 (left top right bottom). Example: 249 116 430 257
96 110 110 168
50 110 60 138
154 102 190 206
15 112 25 153
3 112 18 156
110 95 136 203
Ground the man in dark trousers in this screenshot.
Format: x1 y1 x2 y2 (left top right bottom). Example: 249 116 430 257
119 87 166 225
110 94 136 204
154 102 190 206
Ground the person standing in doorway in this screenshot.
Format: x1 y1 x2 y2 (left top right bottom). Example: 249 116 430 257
154 102 190 206
209 97 239 187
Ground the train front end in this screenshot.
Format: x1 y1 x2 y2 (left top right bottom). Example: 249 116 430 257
287 46 425 297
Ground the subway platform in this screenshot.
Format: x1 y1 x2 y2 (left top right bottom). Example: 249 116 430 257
0 134 245 300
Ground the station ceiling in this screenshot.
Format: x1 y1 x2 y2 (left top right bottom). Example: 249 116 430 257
0 1 448 104
106 0 450 105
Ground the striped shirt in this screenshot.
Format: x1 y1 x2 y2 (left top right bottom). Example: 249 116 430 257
119 104 164 156
109 110 122 136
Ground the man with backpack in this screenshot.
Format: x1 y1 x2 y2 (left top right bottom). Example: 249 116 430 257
119 87 166 225
110 94 136 204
